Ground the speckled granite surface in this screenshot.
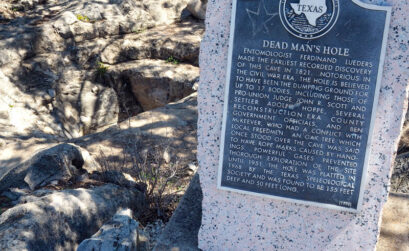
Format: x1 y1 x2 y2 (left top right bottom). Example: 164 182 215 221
197 0 409 250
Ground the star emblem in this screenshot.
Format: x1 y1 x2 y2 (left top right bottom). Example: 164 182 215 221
246 0 278 36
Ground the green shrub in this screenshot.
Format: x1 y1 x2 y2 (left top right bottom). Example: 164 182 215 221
166 56 179 65
96 61 109 75
76 14 90 22
133 28 146 34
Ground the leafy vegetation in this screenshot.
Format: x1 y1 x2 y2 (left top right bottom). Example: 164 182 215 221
76 14 90 22
96 61 109 75
166 56 179 65
133 28 147 34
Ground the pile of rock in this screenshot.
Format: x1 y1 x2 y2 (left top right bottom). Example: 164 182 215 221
0 0 206 250
0 91 198 249
0 0 204 139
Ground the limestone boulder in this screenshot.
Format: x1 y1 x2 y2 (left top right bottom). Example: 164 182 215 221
77 208 149 251
17 53 63 94
106 59 199 111
0 143 100 193
0 184 145 251
100 18 204 65
70 21 98 43
2 188 54 206
74 17 203 69
187 0 208 20
47 0 190 43
52 11 78 39
70 93 198 186
23 145 84 191
0 69 61 138
34 23 66 54
55 71 119 138
74 38 110 67
0 0 203 140
0 32 35 67
142 0 189 25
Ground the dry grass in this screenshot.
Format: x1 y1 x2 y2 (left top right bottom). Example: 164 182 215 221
95 136 187 224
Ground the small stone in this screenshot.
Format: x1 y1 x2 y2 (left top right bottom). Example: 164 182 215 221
187 163 198 173
163 149 171 164
91 86 99 94
47 89 56 98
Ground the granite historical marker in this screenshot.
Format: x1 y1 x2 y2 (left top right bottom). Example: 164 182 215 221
218 0 391 211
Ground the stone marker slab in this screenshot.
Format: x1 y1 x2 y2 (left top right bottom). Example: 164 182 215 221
198 0 409 250
218 0 390 212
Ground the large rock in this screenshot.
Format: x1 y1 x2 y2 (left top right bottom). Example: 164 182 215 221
0 0 202 140
34 23 66 54
0 69 62 138
187 0 207 20
0 138 56 181
74 38 110 67
73 92 197 149
55 70 119 137
52 11 78 39
100 18 204 65
48 0 190 43
70 93 198 194
0 184 145 251
23 144 86 190
0 143 100 192
0 31 35 67
0 93 198 200
10 59 120 138
106 59 199 111
77 208 148 251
